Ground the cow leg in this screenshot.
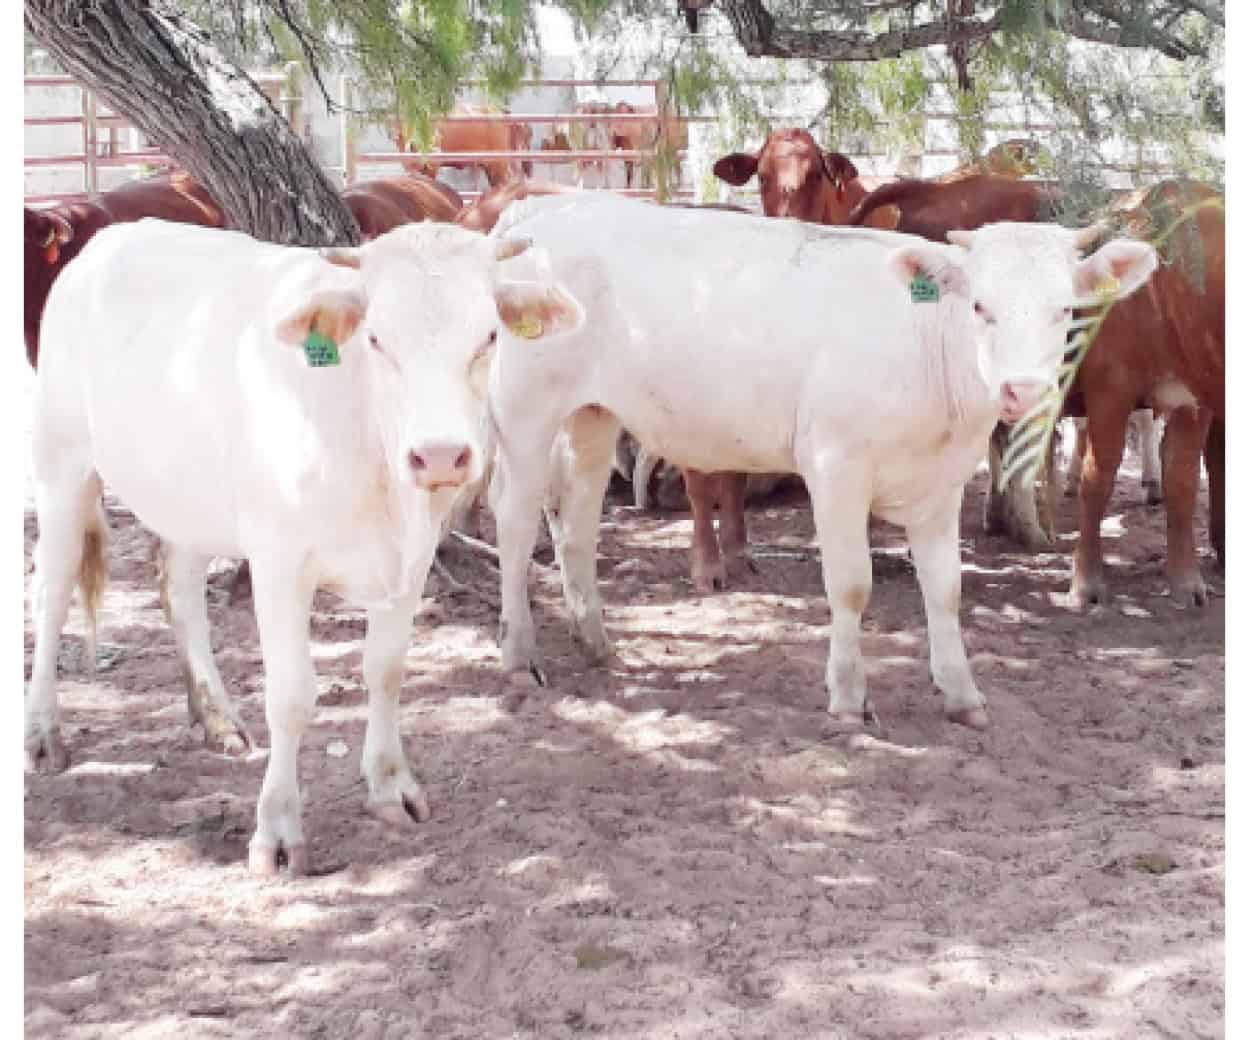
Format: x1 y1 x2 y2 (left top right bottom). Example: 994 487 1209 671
716 472 753 583
1206 416 1225 570
546 406 619 662
1135 410 1164 505
247 555 318 876
362 600 430 827
982 423 1010 536
1070 398 1132 608
806 465 874 724
989 424 1054 549
156 542 253 755
26 472 103 773
1064 418 1088 498
906 487 988 730
1160 405 1210 607
632 443 661 510
495 414 563 676
684 468 725 594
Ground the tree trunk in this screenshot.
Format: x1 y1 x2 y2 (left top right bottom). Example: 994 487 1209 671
25 0 360 246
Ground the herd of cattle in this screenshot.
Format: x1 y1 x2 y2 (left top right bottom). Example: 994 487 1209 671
23 127 1223 876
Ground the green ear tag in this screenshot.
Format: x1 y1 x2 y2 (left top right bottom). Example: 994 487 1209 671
303 328 341 367
910 273 940 303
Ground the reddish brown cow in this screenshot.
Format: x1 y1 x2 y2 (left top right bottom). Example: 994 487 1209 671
342 174 464 240
1066 181 1224 607
847 174 1060 238
24 171 226 368
400 104 533 188
665 130 894 592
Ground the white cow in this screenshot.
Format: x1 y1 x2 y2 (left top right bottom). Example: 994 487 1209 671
487 194 1156 729
26 218 581 875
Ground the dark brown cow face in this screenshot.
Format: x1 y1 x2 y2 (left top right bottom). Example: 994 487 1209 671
713 129 859 223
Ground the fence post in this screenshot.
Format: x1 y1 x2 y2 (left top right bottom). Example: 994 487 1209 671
82 86 99 199
339 75 356 187
653 79 670 204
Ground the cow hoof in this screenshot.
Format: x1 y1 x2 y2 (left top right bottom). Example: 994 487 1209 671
193 709 253 758
1169 576 1208 608
1069 576 1106 610
1142 479 1163 506
24 731 70 774
368 791 430 827
248 841 308 877
946 706 990 731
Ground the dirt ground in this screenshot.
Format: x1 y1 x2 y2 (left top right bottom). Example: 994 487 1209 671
24 417 1224 1038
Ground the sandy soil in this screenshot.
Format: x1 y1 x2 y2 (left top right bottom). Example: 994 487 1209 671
24 437 1224 1038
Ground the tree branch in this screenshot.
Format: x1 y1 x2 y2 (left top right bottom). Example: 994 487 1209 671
717 0 1212 63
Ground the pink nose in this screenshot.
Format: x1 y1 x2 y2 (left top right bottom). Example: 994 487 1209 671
408 442 472 489
999 381 1048 423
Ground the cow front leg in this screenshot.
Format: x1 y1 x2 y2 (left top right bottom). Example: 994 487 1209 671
362 601 429 827
806 465 874 724
1161 405 1210 606
683 469 725 593
1070 399 1131 608
715 472 754 583
547 406 619 663
157 542 253 755
247 556 318 876
906 487 988 730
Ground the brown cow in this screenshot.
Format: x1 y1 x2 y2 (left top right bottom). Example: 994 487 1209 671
1066 180 1224 607
664 130 894 592
402 104 533 189
24 170 226 368
342 174 464 240
847 173 1061 238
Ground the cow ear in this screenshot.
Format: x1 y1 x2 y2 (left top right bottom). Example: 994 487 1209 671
712 153 759 186
821 151 859 186
889 244 970 299
1072 239 1158 304
274 287 369 348
319 247 362 270
48 213 75 244
495 281 584 341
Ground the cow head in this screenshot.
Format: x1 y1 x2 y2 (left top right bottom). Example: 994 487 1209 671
889 222 1157 423
713 129 861 223
273 224 582 500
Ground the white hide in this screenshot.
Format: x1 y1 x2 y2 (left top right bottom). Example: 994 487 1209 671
27 218 578 874
487 194 1157 728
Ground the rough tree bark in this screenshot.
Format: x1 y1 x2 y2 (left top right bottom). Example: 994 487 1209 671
25 0 360 246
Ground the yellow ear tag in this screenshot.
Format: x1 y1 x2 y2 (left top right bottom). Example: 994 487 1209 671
1095 275 1120 299
509 313 544 339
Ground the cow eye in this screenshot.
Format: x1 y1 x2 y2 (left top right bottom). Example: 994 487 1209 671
973 301 996 324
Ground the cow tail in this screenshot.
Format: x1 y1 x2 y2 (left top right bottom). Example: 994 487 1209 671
78 498 108 681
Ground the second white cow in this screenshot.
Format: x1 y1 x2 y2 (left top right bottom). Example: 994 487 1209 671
487 194 1156 729
27 219 581 875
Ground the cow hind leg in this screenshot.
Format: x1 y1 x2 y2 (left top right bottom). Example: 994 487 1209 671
26 471 105 773
247 556 318 876
805 461 875 725
683 469 725 594
547 406 619 662
715 472 754 583
1205 416 1224 570
1161 406 1210 607
1064 418 1088 498
906 486 988 730
157 542 253 755
362 601 429 827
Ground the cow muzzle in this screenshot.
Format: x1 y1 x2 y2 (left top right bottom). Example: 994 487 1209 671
998 380 1050 424
408 441 474 490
